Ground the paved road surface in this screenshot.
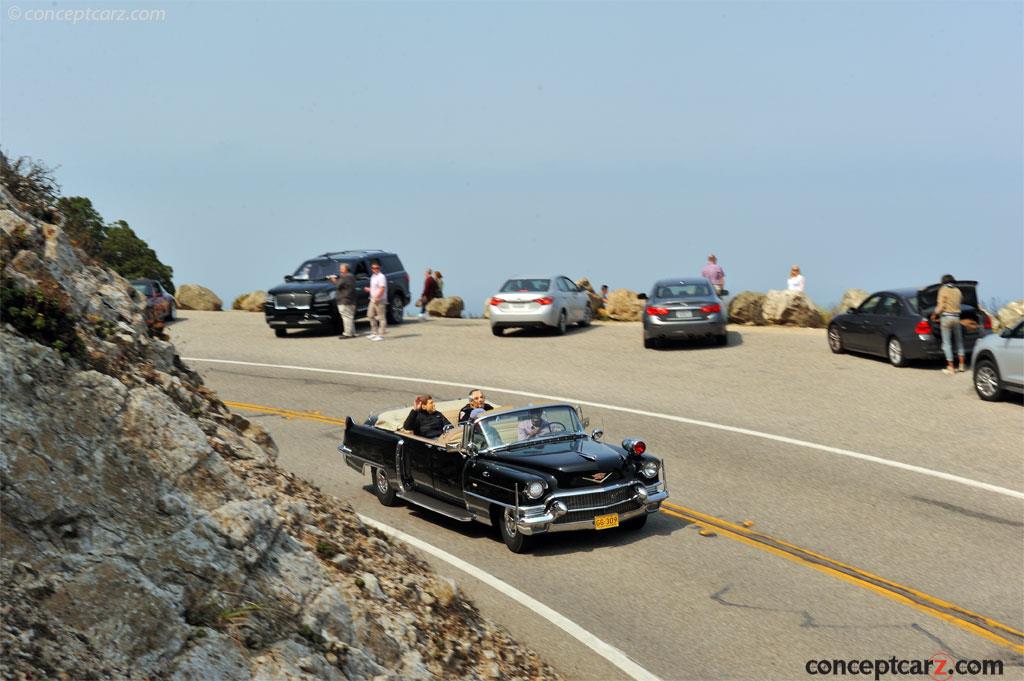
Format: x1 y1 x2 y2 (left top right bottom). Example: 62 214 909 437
170 312 1024 680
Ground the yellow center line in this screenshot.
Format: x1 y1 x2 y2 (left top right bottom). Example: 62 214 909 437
225 399 1024 655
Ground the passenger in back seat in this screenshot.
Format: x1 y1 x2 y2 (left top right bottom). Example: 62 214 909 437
402 395 452 439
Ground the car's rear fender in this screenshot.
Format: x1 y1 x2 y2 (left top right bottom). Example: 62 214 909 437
340 418 401 477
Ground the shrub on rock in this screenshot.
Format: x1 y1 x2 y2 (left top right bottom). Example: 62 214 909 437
231 290 267 312
176 284 222 311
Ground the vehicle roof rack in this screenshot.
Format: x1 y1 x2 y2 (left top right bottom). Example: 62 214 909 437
318 249 388 258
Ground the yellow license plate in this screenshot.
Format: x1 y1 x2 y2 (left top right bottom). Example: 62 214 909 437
594 513 619 530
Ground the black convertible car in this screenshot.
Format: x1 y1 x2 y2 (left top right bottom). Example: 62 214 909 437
339 402 668 552
828 281 991 366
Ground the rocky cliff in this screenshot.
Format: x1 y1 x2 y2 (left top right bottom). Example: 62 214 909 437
0 192 559 680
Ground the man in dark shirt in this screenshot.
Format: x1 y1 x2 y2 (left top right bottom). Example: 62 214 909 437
402 395 451 439
458 388 494 423
330 263 357 338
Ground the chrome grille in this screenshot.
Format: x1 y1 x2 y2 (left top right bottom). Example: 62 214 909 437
557 499 642 525
275 293 312 310
560 484 636 512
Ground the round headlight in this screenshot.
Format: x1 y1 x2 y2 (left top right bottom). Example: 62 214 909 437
525 481 545 500
640 461 659 479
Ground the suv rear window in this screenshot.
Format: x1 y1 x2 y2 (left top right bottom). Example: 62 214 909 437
380 255 403 272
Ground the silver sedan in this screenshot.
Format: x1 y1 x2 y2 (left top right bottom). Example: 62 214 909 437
640 277 728 348
489 275 593 336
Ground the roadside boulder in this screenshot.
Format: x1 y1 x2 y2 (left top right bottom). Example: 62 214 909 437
728 291 766 325
996 300 1024 330
575 278 604 313
482 302 490 319
605 289 643 321
176 284 222 311
835 288 869 315
231 290 267 312
427 296 464 318
762 290 823 327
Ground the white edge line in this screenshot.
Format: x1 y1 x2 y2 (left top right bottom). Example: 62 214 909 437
358 514 662 681
184 357 1024 502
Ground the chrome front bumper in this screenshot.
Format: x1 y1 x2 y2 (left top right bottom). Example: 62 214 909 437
515 483 669 535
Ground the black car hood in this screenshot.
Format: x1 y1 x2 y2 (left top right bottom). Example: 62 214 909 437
918 281 978 310
268 280 336 295
485 437 627 477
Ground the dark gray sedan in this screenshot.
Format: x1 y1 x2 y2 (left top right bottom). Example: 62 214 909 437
828 281 991 367
639 278 728 348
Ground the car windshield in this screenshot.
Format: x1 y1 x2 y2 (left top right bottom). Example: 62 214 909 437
291 259 341 281
470 405 583 451
132 282 151 295
500 278 550 293
656 282 711 298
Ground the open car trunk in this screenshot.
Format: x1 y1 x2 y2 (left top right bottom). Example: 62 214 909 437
917 281 984 337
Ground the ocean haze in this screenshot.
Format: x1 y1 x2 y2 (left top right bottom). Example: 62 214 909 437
2 1 1020 313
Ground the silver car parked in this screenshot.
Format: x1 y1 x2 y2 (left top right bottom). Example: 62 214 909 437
639 277 728 348
971 320 1024 401
489 276 593 336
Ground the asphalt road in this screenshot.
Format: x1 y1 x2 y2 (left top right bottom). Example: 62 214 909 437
169 311 1024 681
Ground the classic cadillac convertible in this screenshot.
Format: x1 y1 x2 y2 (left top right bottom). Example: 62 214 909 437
339 401 669 552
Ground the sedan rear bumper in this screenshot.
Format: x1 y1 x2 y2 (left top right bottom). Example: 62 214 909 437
644 315 726 339
490 305 560 328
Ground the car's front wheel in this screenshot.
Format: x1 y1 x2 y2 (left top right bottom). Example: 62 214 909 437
621 513 648 531
373 467 400 506
974 359 1004 402
499 507 533 553
828 325 845 354
887 337 908 367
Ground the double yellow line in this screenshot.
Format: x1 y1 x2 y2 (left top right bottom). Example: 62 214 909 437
226 400 1024 654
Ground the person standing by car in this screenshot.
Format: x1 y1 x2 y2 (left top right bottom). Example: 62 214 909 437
701 254 725 295
932 274 965 375
365 261 388 341
418 268 437 317
787 265 805 292
330 263 357 338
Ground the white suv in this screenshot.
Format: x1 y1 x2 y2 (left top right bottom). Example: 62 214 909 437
971 320 1024 401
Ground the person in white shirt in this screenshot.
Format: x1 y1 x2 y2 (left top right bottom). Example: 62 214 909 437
365 261 388 340
787 265 805 293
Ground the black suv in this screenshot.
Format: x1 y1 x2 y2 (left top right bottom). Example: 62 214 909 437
264 250 410 337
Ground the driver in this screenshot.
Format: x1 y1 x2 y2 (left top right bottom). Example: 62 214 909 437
517 409 553 440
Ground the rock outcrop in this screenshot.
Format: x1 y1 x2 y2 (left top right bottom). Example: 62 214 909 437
176 284 223 311
426 296 464 318
605 289 643 321
835 288 869 314
575 278 603 314
728 291 766 325
761 290 823 327
0 192 559 680
996 300 1024 330
232 290 268 312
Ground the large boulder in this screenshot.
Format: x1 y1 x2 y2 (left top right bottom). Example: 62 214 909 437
728 291 766 325
996 300 1024 330
231 290 267 312
762 290 823 327
426 296 463 318
605 289 643 321
835 288 869 315
575 277 604 313
176 284 222 311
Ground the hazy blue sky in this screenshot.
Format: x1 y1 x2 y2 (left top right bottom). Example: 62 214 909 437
2 1 1021 313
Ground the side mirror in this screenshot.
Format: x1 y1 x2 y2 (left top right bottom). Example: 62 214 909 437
637 292 648 300
720 289 729 297
1000 327 1013 338
466 442 480 457
284 275 294 282
848 307 857 314
591 428 604 442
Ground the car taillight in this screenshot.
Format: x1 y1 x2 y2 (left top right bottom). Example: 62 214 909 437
489 297 505 306
982 313 992 330
646 306 669 316
914 319 931 335
535 297 553 305
700 303 721 314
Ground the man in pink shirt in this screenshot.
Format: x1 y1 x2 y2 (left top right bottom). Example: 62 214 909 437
701 254 725 295
365 261 388 341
